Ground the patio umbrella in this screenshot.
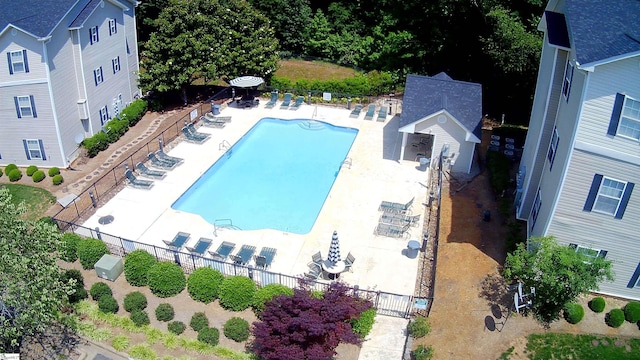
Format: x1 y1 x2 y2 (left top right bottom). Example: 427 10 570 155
327 231 342 264
229 76 265 88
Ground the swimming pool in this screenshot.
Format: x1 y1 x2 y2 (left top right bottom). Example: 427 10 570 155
171 118 358 234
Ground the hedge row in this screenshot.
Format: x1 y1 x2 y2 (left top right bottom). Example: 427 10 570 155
270 70 395 98
3 164 62 184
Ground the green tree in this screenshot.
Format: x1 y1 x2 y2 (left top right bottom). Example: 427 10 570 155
503 236 613 323
248 0 312 53
139 0 279 105
0 188 74 352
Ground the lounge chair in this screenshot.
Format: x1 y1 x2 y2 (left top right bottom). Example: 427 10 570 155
379 213 421 227
182 126 209 144
290 96 304 110
265 91 278 108
124 169 154 189
280 93 293 109
208 241 236 260
204 112 232 123
350 104 363 118
200 115 226 128
232 245 256 265
344 252 356 272
187 123 210 140
364 104 376 120
374 222 411 238
147 153 178 170
135 162 166 179
304 263 322 281
377 106 388 122
379 197 414 214
162 231 191 249
155 150 183 166
186 237 213 255
255 247 277 269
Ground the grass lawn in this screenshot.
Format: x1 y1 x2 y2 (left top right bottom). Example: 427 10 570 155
525 333 640 359
1 183 55 221
275 59 357 82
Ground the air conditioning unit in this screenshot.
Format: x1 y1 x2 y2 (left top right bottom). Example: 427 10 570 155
94 254 123 281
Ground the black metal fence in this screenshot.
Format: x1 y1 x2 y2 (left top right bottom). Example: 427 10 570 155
55 219 431 319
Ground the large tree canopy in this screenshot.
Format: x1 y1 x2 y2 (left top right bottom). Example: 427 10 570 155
139 0 279 104
503 236 614 323
0 188 74 352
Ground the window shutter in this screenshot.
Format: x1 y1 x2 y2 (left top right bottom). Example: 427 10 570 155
550 138 558 170
112 58 116 73
566 65 573 100
23 49 29 73
100 66 103 82
38 139 46 160
598 250 608 258
14 96 21 118
7 52 13 74
30 95 37 118
583 174 603 211
568 243 577 250
89 28 93 44
627 263 640 288
615 182 634 219
22 140 31 160
94 69 98 85
96 27 99 42
608 93 625 136
109 22 112 36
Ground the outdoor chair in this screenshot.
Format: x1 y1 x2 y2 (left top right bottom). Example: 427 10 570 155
208 241 236 260
280 93 293 109
255 247 277 269
182 126 209 144
204 112 232 123
290 96 305 110
304 263 322 281
156 150 184 166
124 169 154 189
147 153 178 170
310 251 323 266
364 104 376 120
377 106 388 122
233 245 256 265
255 255 267 269
379 213 421 227
200 115 226 128
374 222 410 238
265 91 278 108
162 231 191 249
344 252 356 272
349 104 363 118
187 123 210 140
185 237 212 255
135 162 166 180
379 197 414 214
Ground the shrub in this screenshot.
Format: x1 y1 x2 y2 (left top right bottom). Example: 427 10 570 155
197 327 220 346
60 232 82 262
52 174 64 185
168 321 186 335
124 249 157 286
223 317 250 342
408 317 430 338
0 168 2 177
624 302 640 323
120 99 148 126
77 237 109 269
589 297 606 313
147 262 186 298
155 303 175 322
5 164 17 174
26 165 38 176
69 287 88 304
130 310 150 327
351 308 376 338
90 282 113 301
8 169 22 182
219 276 257 311
48 167 60 177
38 216 57 227
563 303 585 324
62 269 87 303
605 309 625 328
32 170 46 183
187 267 225 303
253 284 294 314
123 291 148 313
82 131 110 158
98 295 119 314
190 312 209 332
413 345 434 360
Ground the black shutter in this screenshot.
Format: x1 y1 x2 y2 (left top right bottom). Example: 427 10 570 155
584 174 603 211
23 49 29 73
607 93 625 136
615 182 634 219
30 95 37 118
14 96 21 118
38 139 46 160
627 263 640 288
7 52 13 74
23 140 31 160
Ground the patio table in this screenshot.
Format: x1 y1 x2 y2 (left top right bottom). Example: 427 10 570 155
322 260 346 280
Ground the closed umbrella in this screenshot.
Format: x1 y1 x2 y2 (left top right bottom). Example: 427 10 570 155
327 231 341 264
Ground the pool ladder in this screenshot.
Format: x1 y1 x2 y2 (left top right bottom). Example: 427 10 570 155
219 140 231 151
341 157 352 169
213 219 241 237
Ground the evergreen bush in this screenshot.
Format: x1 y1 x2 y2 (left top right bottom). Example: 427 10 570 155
155 303 175 322
589 297 606 313
605 309 625 328
90 282 112 301
413 345 434 360
351 308 376 338
147 262 186 298
130 310 150 327
26 165 38 176
62 269 87 303
563 303 584 324
98 295 119 314
124 249 157 286
624 302 640 323
32 170 46 183
218 276 257 311
123 291 148 313
60 232 82 262
77 237 109 269
120 99 148 126
48 167 60 177
190 312 209 332
168 321 186 335
8 169 22 182
197 327 219 346
5 164 17 174
52 174 64 185
408 317 430 338
187 267 224 303
252 283 293 314
223 317 250 342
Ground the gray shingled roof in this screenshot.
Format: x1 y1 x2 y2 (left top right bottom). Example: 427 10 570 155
565 0 640 65
400 73 482 139
69 0 109 28
0 0 79 37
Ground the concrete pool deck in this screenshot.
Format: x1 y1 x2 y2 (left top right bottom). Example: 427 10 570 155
80 101 430 296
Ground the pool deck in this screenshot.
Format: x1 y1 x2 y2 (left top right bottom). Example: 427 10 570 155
81 101 430 296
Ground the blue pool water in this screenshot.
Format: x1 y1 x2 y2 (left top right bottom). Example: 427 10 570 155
171 118 358 234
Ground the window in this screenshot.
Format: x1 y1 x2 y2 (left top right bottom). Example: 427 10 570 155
94 67 103 85
89 26 99 44
14 95 37 118
530 189 541 230
584 174 634 219
568 244 607 260
562 60 573 100
108 19 117 35
99 105 109 125
547 127 559 170
22 139 46 160
112 56 120 74
7 50 29 74
608 94 640 140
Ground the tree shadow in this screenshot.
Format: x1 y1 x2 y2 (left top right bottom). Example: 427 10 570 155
21 322 82 359
479 272 512 310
